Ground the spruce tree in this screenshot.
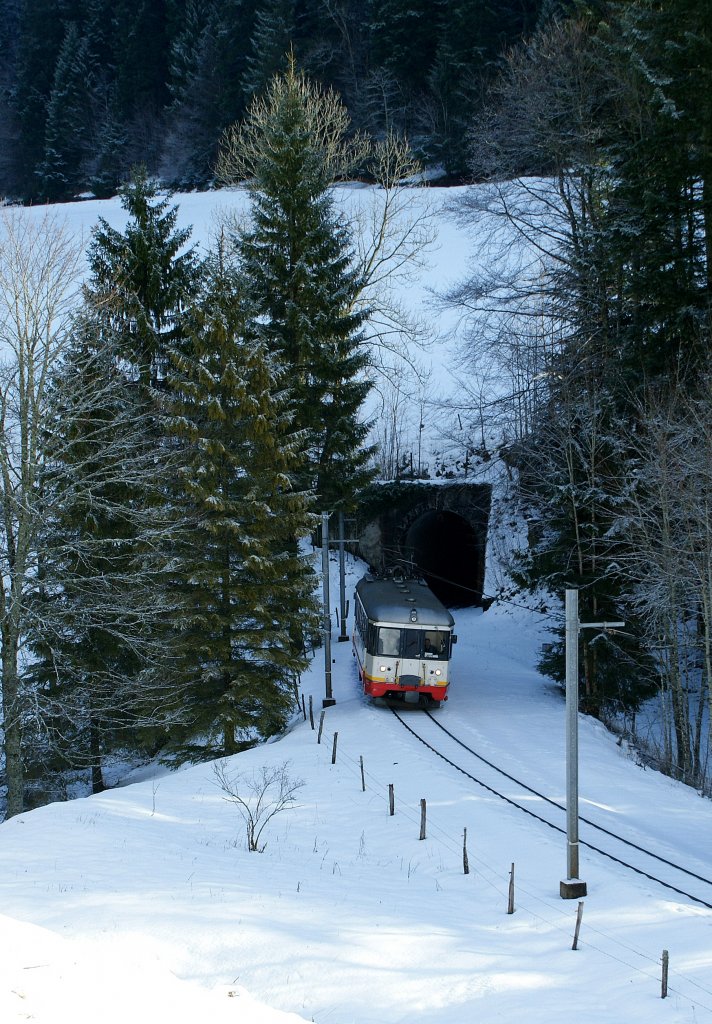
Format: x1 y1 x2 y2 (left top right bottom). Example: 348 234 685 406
602 0 712 385
241 0 296 101
11 0 68 197
42 168 204 773
219 61 375 512
36 22 94 201
29 314 175 792
87 167 199 387
164 254 319 755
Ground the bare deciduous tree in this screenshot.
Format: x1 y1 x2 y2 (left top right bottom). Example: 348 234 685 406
214 759 304 852
0 208 83 817
613 386 712 790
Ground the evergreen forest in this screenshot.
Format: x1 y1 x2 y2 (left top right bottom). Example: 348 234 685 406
1 0 545 201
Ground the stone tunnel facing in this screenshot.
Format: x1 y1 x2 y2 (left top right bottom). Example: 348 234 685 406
404 509 483 607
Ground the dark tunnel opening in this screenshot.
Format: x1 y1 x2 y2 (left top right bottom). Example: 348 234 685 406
404 509 484 607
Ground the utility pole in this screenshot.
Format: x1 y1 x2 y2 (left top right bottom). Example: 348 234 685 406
560 588 623 899
337 510 349 643
322 511 335 707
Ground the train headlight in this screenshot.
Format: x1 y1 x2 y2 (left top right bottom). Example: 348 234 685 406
434 669 442 676
380 665 388 672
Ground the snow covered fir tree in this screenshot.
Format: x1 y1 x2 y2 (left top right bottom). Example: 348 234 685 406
218 59 375 512
163 253 319 757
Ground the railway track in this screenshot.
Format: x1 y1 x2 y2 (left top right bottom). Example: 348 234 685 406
390 705 712 911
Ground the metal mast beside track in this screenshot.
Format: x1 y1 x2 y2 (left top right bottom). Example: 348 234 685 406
560 588 624 899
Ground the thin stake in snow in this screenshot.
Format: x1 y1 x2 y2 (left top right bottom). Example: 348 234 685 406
661 950 669 998
301 693 307 721
419 799 427 840
572 901 584 950
508 863 515 914
309 694 314 730
389 784 395 816
359 755 366 792
463 828 470 875
318 711 325 744
332 731 338 765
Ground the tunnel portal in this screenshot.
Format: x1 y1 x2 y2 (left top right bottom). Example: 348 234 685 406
404 509 481 605
356 482 491 608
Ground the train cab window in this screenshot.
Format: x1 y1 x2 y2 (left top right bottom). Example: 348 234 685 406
423 630 448 660
377 627 400 656
403 629 421 659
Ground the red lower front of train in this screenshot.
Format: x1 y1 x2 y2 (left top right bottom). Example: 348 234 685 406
356 659 449 703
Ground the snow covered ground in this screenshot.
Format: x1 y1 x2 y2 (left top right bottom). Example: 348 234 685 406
2 546 712 1023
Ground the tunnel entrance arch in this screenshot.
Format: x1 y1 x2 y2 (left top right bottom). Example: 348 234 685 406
355 482 491 608
403 509 481 605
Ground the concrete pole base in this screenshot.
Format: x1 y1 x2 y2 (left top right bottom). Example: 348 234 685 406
560 879 587 899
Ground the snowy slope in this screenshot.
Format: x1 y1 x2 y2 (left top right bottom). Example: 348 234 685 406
1 548 712 1023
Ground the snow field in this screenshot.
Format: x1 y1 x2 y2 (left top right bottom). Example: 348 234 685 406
2 555 712 1023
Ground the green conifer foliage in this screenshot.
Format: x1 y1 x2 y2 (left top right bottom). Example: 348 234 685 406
165 256 319 755
242 0 296 101
11 0 68 196
87 167 199 386
36 22 94 201
220 62 375 511
30 315 175 792
603 0 712 384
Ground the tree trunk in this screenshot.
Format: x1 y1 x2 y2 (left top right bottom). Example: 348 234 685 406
2 625 24 818
90 714 104 794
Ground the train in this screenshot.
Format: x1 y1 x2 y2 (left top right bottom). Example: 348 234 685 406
352 572 457 705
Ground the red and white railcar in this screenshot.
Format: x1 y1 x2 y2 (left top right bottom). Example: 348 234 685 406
352 574 457 705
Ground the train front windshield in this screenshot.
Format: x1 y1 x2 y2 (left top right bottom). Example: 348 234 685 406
375 626 449 660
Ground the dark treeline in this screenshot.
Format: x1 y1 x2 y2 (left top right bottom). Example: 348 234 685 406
0 0 547 201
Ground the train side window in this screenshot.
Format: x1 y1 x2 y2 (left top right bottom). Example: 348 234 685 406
378 627 400 656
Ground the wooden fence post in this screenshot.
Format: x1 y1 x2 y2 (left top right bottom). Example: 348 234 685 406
388 784 395 816
317 711 325 744
331 731 338 765
661 950 669 999
572 901 584 950
359 755 366 792
308 694 314 730
507 863 515 914
419 799 427 840
301 693 306 720
463 828 470 875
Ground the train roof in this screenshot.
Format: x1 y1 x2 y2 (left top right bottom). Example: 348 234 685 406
355 575 455 628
